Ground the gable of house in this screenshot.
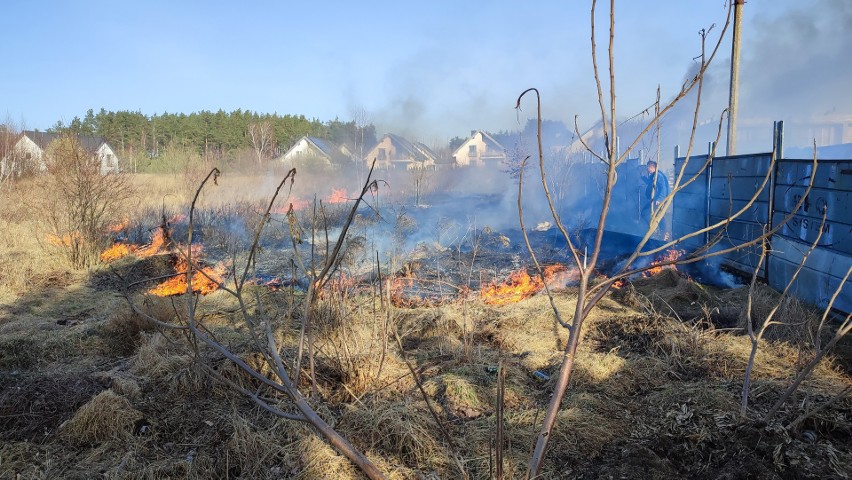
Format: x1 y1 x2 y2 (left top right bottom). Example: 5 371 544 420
365 134 437 169
452 130 506 166
277 136 355 169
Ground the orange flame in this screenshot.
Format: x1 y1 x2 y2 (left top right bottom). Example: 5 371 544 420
107 218 130 234
272 198 311 214
134 228 169 258
643 248 686 277
481 265 567 305
326 188 348 204
46 232 82 247
100 242 136 262
148 256 224 297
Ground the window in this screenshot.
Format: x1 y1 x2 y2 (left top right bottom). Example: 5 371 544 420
468 144 477 156
378 148 387 161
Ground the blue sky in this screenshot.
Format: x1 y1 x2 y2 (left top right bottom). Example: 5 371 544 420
2 1 848 142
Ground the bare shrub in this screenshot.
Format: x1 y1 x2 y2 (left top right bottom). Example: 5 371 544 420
28 133 134 269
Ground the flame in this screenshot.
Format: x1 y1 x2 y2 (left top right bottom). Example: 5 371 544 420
148 255 224 297
326 188 348 204
107 218 130 234
272 198 311 214
46 232 82 247
169 213 187 224
481 265 567 306
100 242 136 262
643 248 686 277
99 223 170 263
134 228 169 257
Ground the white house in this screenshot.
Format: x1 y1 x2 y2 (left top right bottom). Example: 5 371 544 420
275 136 354 169
3 131 120 176
452 130 506 166
363 133 437 170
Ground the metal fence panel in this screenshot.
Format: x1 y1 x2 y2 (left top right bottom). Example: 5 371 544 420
671 137 851 314
774 159 852 256
769 236 851 313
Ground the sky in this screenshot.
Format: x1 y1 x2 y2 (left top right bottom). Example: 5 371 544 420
1 0 849 145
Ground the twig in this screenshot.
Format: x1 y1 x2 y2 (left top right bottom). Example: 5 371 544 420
785 386 851 431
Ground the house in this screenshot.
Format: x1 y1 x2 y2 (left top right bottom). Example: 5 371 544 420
363 134 437 170
452 130 507 166
2 131 120 176
275 136 355 169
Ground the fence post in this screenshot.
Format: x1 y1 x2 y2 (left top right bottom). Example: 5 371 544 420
766 120 785 283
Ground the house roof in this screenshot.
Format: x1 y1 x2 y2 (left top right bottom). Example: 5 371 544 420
452 130 506 158
21 130 107 153
373 133 437 162
477 131 505 152
305 136 335 159
279 135 354 166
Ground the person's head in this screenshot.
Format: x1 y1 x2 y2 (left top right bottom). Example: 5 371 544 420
646 161 658 174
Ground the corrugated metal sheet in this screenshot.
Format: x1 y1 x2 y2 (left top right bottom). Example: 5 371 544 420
773 159 852 256
769 236 851 313
672 151 851 314
672 154 710 250
705 154 773 276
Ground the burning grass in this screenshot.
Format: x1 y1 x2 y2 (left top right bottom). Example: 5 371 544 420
1 173 850 479
147 255 225 297
480 264 568 306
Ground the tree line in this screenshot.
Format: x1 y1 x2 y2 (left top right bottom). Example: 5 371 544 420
47 108 377 169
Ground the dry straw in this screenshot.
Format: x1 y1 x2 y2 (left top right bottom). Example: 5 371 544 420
60 390 143 446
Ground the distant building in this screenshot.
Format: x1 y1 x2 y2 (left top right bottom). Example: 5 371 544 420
1 131 119 177
275 136 355 169
363 133 437 170
452 130 507 166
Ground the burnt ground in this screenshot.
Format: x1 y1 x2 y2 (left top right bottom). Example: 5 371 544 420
0 251 850 479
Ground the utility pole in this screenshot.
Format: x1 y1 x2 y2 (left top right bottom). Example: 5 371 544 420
727 0 745 156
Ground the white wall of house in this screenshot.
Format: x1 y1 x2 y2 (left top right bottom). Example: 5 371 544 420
285 138 312 159
14 136 47 172
452 131 505 166
279 137 333 167
96 143 120 174
364 136 397 169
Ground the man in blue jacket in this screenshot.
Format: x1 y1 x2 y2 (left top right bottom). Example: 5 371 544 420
642 161 669 231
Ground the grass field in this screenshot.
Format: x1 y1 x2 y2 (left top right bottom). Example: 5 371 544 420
0 172 849 479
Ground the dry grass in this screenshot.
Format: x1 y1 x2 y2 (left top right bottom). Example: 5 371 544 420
295 432 359 480
60 389 143 446
131 333 207 395
226 413 299 479
0 217 73 302
723 283 821 343
0 173 850 479
339 400 447 471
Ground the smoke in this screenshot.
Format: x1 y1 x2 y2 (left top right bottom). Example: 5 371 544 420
670 0 852 153
740 0 852 119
